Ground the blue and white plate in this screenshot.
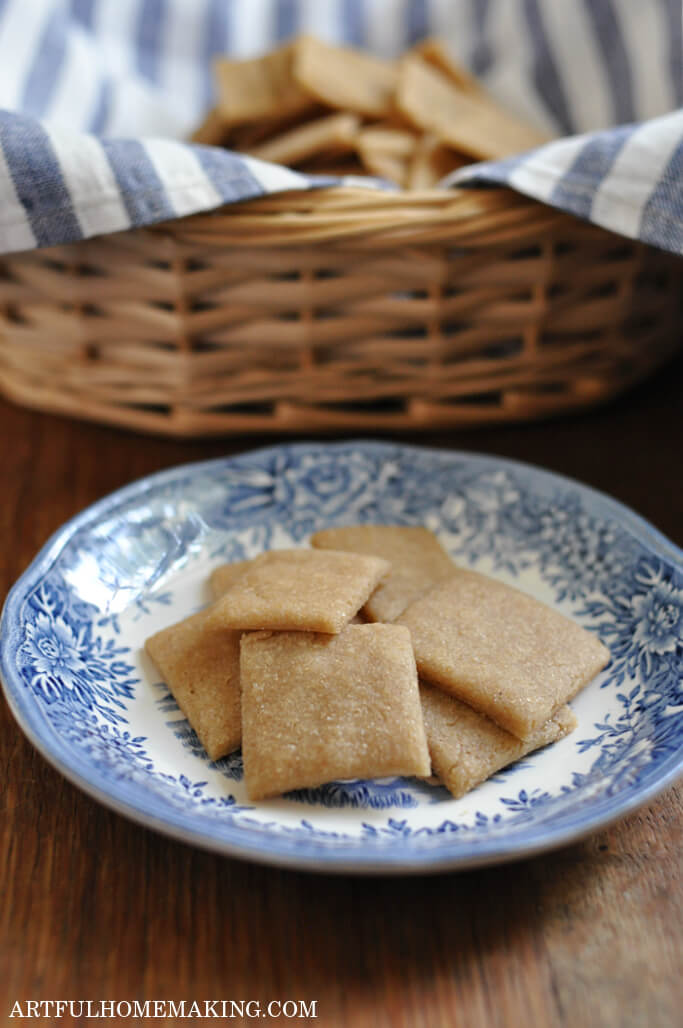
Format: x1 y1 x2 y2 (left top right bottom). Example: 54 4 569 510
1 442 681 874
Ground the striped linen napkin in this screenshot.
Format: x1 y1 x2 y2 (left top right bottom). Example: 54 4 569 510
0 0 680 256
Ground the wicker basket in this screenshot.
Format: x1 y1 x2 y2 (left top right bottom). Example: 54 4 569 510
0 186 679 436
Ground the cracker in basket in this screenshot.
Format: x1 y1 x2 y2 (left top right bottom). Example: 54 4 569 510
412 38 486 97
359 148 411 187
407 134 467 189
145 607 241 762
311 525 454 622
293 35 398 119
420 682 577 799
397 568 610 739
248 112 360 166
206 548 390 633
225 106 325 151
356 126 418 186
357 126 418 159
190 106 230 146
240 624 430 799
397 54 548 160
214 40 315 127
209 560 253 599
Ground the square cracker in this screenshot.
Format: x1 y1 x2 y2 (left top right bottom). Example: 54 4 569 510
206 548 390 633
408 134 467 190
356 146 411 188
248 112 360 166
209 559 253 600
357 126 417 159
145 607 241 762
240 624 430 799
293 35 398 119
190 106 230 146
420 682 577 799
214 41 314 127
397 569 610 738
396 54 548 161
311 525 454 622
412 38 487 98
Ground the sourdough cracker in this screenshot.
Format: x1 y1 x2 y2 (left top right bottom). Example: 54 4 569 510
206 548 390 633
293 35 398 119
240 624 430 799
420 682 577 798
145 607 241 762
357 126 418 158
214 41 314 126
355 127 418 186
225 105 327 150
249 112 360 166
408 134 467 189
412 38 486 97
357 147 411 186
311 525 454 622
209 560 253 599
397 568 610 738
397 54 548 160
191 106 230 146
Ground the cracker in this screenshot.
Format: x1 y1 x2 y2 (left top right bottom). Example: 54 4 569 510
145 607 241 762
311 525 454 622
408 134 467 189
248 112 359 166
356 129 417 186
397 569 610 738
293 35 398 119
240 624 430 799
412 38 486 97
206 548 390 633
214 41 314 127
396 54 548 160
190 106 230 146
420 682 577 798
209 560 252 599
359 148 411 187
357 126 418 159
226 106 326 150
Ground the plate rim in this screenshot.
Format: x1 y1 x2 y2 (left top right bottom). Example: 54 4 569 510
2 440 682 874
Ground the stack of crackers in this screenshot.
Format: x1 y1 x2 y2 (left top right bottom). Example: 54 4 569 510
145 527 609 801
192 36 549 189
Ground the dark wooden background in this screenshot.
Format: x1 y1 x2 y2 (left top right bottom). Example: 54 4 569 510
1 354 681 1027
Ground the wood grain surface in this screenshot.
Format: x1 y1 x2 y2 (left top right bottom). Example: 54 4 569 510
1 355 682 1028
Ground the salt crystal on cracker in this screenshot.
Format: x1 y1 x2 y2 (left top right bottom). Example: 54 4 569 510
206 548 390 633
311 525 454 622
420 681 577 798
145 608 241 762
240 624 430 800
397 568 609 738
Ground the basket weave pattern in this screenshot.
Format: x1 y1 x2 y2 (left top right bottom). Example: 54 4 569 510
0 188 679 436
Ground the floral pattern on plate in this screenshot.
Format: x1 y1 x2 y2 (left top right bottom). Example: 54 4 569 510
1 442 681 872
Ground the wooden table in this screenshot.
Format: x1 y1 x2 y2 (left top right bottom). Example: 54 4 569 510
1 356 681 1028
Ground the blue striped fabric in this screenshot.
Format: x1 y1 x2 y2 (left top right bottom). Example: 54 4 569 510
0 0 680 257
